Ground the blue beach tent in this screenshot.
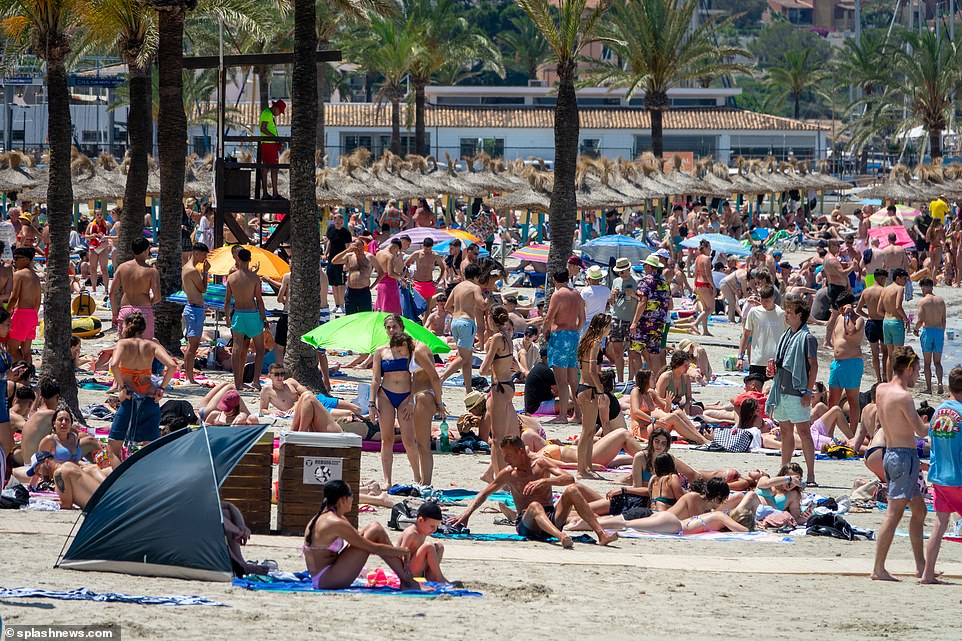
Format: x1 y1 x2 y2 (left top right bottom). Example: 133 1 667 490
58 424 268 581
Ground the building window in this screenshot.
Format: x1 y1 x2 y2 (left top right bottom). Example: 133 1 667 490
81 130 101 143
633 134 717 158
378 135 422 156
343 134 373 154
460 137 504 158
580 139 601 157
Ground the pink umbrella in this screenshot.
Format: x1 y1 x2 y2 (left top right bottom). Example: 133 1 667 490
388 227 459 245
868 225 915 249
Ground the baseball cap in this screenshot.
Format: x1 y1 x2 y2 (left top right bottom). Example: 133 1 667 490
654 248 671 260
27 450 54 477
273 99 287 113
567 255 584 268
217 390 241 412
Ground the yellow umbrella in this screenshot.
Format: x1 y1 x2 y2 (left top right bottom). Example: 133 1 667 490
207 245 290 280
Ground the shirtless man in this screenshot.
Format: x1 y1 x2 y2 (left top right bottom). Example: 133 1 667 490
857 269 888 383
882 232 911 300
872 346 928 582
180 242 209 384
448 435 617 548
412 198 435 228
27 452 107 510
438 263 485 395
371 238 405 315
259 363 362 420
692 239 714 336
862 237 885 287
406 236 443 313
8 385 34 431
110 237 160 339
877 268 909 382
719 263 750 324
542 269 586 425
424 293 449 335
7 247 42 364
225 248 266 391
827 294 865 439
107 312 177 469
822 239 854 349
332 238 375 314
913 277 946 394
14 376 60 465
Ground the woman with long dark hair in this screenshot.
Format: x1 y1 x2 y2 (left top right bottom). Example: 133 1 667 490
372 331 416 487
479 305 519 472
302 480 418 590
575 314 612 479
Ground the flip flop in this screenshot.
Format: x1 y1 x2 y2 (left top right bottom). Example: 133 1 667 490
806 480 819 488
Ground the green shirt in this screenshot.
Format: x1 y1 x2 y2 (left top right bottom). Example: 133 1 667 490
259 107 277 137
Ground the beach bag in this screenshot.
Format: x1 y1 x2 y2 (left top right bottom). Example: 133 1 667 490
824 443 857 459
711 427 752 453
388 500 417 531
0 484 29 509
805 513 856 541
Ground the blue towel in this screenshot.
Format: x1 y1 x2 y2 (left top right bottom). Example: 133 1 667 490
433 532 596 544
232 573 481 598
0 587 224 607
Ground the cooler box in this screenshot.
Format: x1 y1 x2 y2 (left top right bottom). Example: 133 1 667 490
219 432 274 534
277 431 362 535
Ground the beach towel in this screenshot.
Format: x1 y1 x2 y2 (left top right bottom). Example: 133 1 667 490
232 572 481 598
0 587 224 607
432 532 596 544
613 528 793 543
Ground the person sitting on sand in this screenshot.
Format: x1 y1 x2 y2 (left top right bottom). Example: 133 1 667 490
630 369 708 444
702 372 769 424
259 363 363 422
648 453 684 510
8 385 34 431
198 383 259 426
398 502 452 584
576 478 757 534
674 338 714 384
449 435 619 548
222 501 270 577
655 351 702 417
26 450 108 509
755 463 808 523
302 480 419 591
620 427 752 490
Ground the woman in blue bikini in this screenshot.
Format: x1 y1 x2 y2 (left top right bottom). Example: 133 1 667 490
372 332 416 487
755 463 808 522
302 481 418 590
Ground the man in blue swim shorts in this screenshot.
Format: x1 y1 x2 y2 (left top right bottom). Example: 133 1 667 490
542 270 585 424
181 242 209 384
439 263 485 395
879 268 909 381
913 278 946 394
225 248 267 391
827 295 865 441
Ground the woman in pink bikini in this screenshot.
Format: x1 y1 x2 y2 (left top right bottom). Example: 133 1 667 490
302 480 418 590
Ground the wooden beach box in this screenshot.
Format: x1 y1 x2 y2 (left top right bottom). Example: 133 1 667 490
277 431 362 535
219 431 274 534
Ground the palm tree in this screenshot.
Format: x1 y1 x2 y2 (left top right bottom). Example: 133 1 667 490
0 0 80 407
588 0 750 158
516 0 609 276
835 29 890 100
500 14 550 81
404 0 504 155
763 47 829 119
283 0 323 386
342 14 415 155
83 0 156 265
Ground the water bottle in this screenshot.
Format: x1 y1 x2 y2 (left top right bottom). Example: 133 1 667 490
439 418 450 453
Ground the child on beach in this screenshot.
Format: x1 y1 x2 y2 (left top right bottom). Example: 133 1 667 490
398 502 451 583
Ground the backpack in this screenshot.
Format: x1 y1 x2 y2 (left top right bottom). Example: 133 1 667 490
388 500 417 531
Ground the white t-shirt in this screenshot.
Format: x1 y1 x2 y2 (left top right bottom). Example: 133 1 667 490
0 221 15 259
581 284 611 329
744 305 786 366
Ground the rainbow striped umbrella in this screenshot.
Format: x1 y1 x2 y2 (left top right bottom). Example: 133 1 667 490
509 243 550 263
869 204 921 226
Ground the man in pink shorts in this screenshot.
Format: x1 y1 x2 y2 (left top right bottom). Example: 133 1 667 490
8 247 42 364
110 238 160 339
921 366 962 583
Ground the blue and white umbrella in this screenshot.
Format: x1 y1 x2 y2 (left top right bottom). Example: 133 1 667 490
434 238 489 258
680 233 751 257
580 234 652 266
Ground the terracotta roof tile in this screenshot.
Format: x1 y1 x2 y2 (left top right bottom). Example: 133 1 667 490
224 103 824 133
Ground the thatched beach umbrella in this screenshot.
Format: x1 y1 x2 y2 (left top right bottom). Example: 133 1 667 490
859 165 928 202
0 151 39 193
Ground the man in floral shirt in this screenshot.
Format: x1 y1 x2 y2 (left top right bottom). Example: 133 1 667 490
630 255 671 373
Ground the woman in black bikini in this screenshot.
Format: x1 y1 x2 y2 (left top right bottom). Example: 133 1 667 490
479 306 520 472
576 313 612 480
372 333 416 487
648 453 683 511
655 350 701 416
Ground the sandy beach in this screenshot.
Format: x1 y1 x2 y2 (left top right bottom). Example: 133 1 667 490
4 242 962 641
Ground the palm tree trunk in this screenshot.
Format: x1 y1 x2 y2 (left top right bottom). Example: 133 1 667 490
415 79 427 156
41 55 78 409
154 8 188 355
146 63 156 158
315 38 329 166
286 0 323 388
647 91 669 160
118 61 150 266
793 93 801 119
929 127 942 160
546 61 578 278
257 66 270 111
390 95 401 156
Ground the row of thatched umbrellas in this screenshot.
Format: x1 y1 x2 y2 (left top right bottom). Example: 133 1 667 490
2 148 850 210
859 163 962 202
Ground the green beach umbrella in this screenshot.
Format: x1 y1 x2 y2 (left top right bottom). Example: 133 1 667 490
301 312 451 354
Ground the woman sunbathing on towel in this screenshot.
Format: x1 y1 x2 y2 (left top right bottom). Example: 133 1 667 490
523 427 644 470
302 480 419 591
198 382 259 425
755 462 808 523
569 478 757 534
630 369 708 444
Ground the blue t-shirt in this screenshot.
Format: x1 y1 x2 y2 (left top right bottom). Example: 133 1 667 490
929 399 962 487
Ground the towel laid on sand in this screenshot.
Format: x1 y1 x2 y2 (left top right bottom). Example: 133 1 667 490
613 528 793 543
0 587 224 606
232 572 481 598
433 532 596 544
